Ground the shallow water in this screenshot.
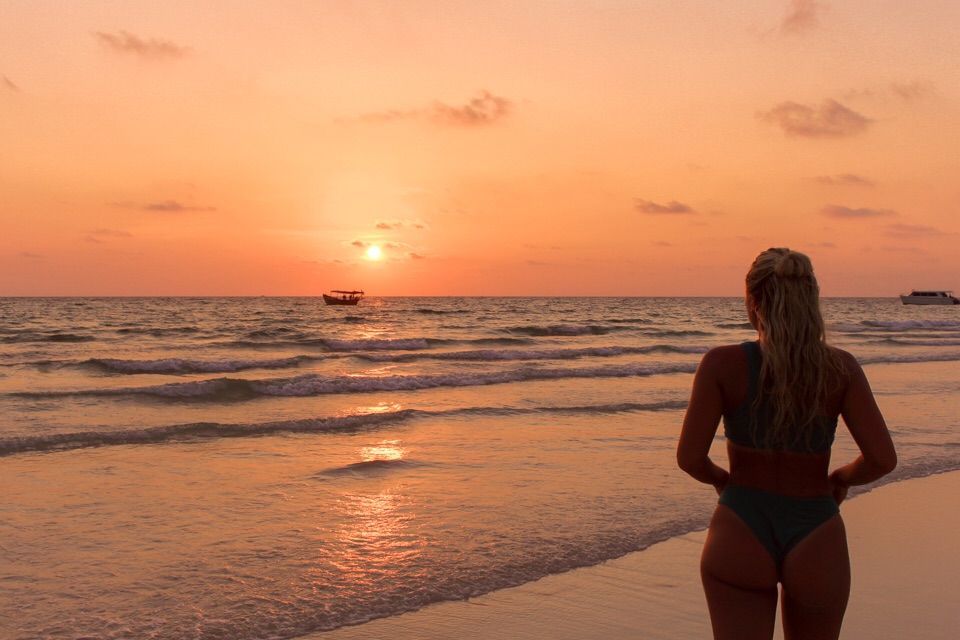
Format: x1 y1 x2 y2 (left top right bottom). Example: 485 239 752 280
1 297 958 639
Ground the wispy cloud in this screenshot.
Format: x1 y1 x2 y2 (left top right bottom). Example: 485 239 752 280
430 91 511 126
347 91 512 127
303 258 350 266
2 75 19 91
780 0 828 35
634 199 696 215
407 252 427 260
143 200 216 213
20 251 43 259
90 228 134 238
85 228 134 243
93 30 191 59
349 240 411 249
375 219 429 230
884 223 953 238
821 205 896 218
842 81 936 103
759 99 871 138
815 173 875 187
890 80 934 101
878 246 933 259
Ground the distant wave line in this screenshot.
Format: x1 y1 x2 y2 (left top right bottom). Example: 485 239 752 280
81 355 321 375
858 352 960 365
7 344 707 375
503 324 633 337
9 344 960 377
354 344 706 363
865 337 960 347
9 349 958 395
0 332 96 344
216 336 535 351
832 319 960 334
0 400 688 456
9 362 700 402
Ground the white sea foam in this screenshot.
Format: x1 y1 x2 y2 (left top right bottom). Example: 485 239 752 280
0 400 686 455
10 362 699 401
85 355 319 374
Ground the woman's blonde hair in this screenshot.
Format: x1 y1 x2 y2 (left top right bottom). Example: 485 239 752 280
746 248 844 450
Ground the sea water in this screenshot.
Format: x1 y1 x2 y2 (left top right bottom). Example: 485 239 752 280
1 297 958 639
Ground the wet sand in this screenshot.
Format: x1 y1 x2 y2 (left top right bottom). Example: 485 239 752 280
318 472 960 639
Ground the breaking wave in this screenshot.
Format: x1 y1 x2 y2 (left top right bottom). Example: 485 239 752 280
11 363 699 402
0 400 687 456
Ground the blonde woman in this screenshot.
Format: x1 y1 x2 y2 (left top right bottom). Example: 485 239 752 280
677 248 896 639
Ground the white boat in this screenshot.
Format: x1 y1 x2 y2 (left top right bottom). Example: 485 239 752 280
899 290 960 305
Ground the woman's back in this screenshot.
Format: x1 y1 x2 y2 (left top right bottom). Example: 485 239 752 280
715 341 854 497
690 342 851 497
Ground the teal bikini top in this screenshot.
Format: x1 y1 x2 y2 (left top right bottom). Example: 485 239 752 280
723 341 837 454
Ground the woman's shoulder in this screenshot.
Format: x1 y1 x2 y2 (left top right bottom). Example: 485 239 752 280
826 345 868 388
827 345 862 371
699 343 750 371
698 344 752 408
705 342 753 357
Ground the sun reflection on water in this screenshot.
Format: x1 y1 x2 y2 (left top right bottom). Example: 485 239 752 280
318 438 422 591
359 439 406 462
352 402 403 415
329 486 422 588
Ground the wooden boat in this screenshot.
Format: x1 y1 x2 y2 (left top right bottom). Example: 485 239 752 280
899 290 960 305
323 290 364 305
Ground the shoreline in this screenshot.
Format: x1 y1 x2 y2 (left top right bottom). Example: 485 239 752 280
316 472 960 639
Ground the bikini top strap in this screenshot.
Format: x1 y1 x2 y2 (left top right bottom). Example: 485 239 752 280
741 341 761 404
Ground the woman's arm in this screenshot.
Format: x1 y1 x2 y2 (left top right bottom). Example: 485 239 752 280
829 351 897 499
677 348 730 492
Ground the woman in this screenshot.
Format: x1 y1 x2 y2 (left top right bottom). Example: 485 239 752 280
677 248 896 640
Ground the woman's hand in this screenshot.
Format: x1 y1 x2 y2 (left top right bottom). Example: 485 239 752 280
713 469 730 496
829 470 849 504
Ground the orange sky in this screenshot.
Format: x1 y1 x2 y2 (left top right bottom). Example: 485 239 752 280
2 1 959 296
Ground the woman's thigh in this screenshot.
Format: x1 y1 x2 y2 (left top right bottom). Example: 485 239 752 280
780 514 850 640
700 505 779 640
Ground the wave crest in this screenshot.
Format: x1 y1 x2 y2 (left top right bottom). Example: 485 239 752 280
16 362 699 402
0 401 688 456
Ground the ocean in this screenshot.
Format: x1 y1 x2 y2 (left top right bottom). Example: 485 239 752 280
2 296 959 639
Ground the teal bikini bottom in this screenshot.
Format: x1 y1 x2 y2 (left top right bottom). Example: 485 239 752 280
718 485 840 567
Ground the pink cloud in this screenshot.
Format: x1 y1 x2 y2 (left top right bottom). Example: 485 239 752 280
760 99 871 138
815 174 875 187
820 205 896 218
634 199 695 215
346 91 512 127
94 31 190 59
143 200 216 213
780 0 828 35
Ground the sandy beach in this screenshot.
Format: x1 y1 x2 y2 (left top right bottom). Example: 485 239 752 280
319 472 960 640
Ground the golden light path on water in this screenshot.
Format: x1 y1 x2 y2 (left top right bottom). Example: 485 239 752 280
360 440 407 463
331 439 420 593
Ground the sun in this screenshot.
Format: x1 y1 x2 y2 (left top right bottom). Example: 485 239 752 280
366 246 382 260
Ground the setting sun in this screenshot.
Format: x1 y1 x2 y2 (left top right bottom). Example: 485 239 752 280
367 246 382 260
